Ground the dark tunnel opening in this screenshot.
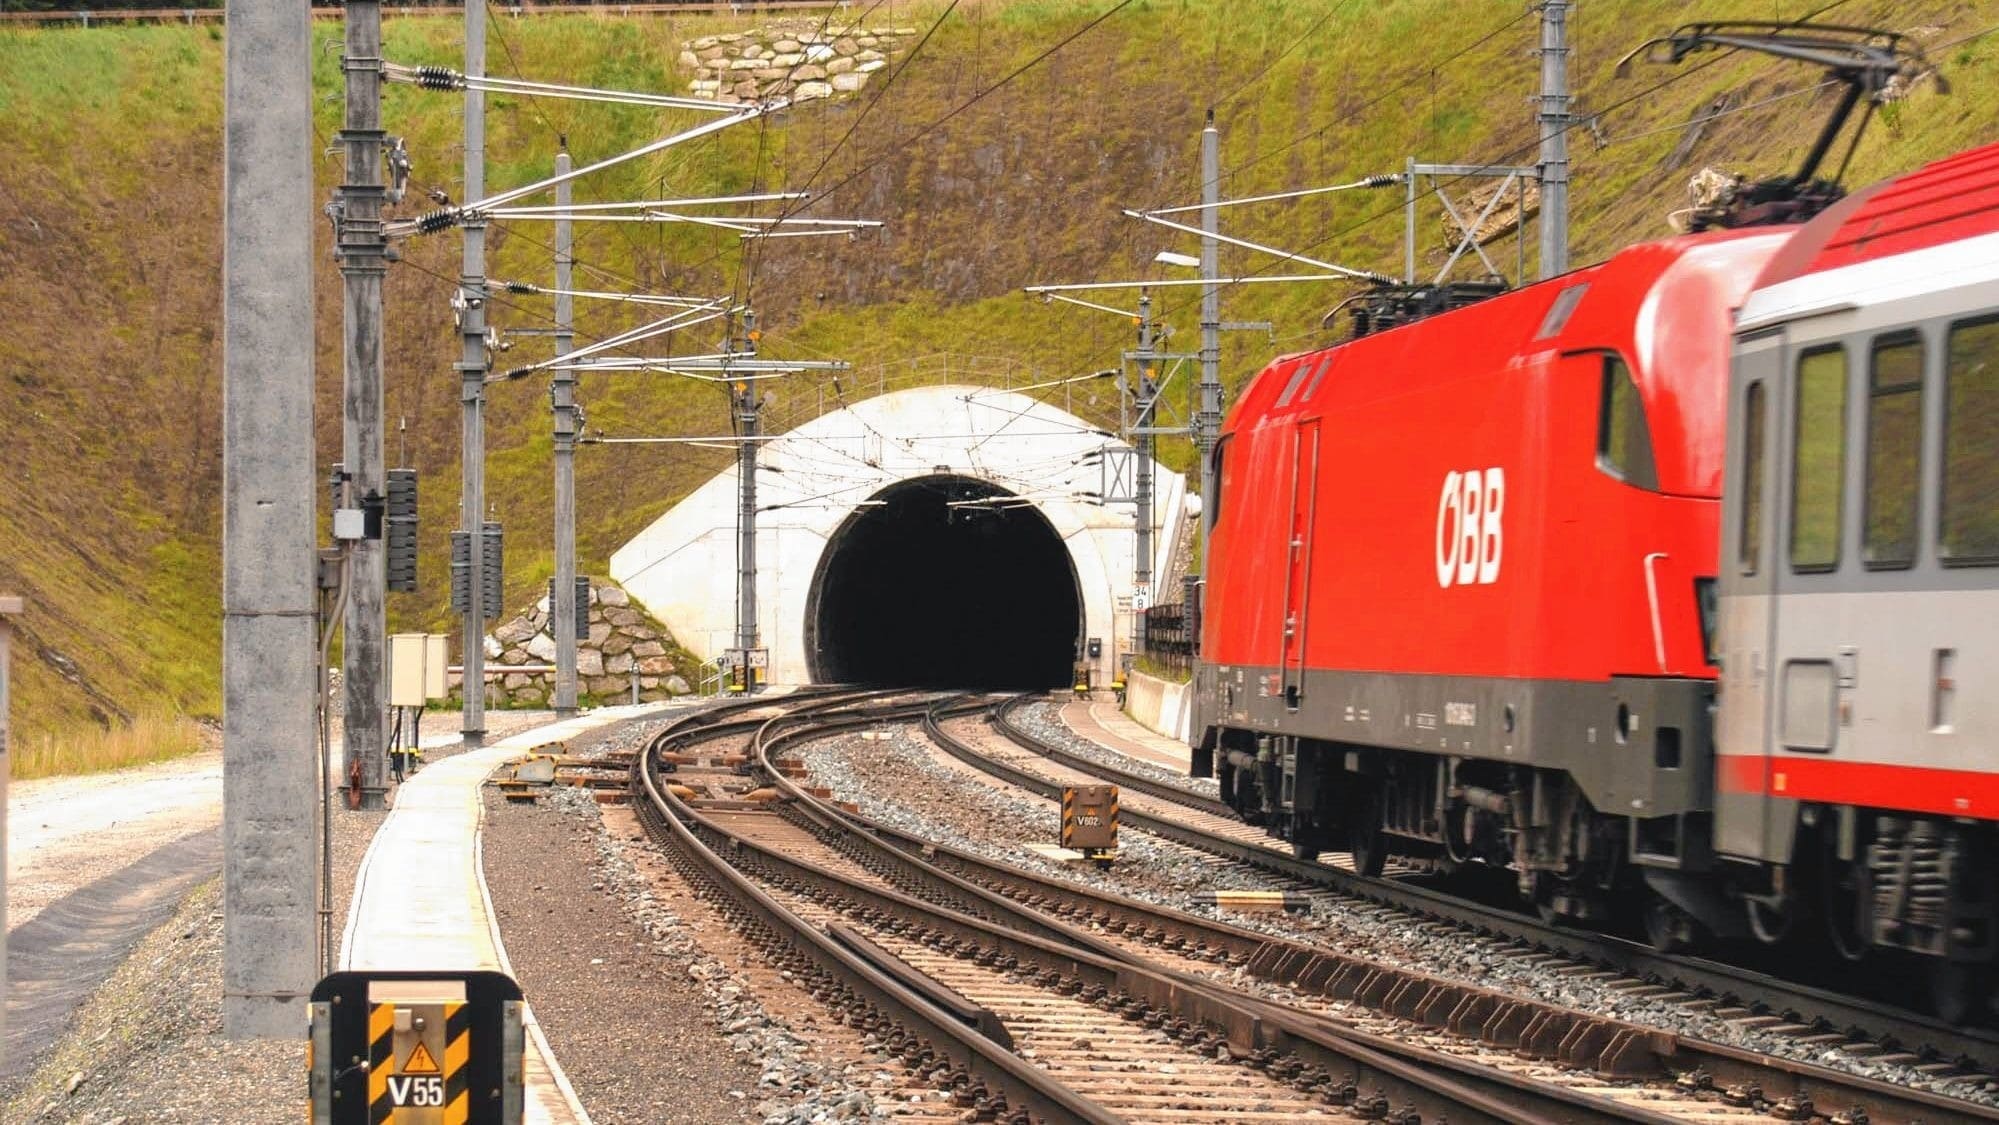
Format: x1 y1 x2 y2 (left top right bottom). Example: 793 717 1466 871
806 475 1081 689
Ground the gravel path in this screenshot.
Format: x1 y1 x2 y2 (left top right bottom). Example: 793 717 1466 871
8 739 223 930
2 829 222 1083
0 804 376 1123
0 708 571 1122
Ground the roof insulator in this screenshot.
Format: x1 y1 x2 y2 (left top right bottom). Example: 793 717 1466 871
415 65 462 91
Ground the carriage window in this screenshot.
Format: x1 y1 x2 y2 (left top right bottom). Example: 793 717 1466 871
1790 346 1848 572
1943 317 1999 563
1596 354 1658 489
1864 333 1923 568
1741 380 1766 575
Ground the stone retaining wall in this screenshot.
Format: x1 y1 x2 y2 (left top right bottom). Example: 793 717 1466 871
679 18 916 103
448 579 700 708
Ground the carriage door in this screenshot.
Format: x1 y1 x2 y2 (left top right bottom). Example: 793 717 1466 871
1279 419 1321 709
1715 330 1783 861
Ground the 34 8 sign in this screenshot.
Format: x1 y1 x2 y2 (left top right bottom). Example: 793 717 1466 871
1435 468 1505 588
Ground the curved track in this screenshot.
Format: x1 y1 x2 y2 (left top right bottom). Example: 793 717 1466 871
631 691 1727 1123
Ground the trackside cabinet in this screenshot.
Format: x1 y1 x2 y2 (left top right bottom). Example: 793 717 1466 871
309 970 524 1124
1062 784 1119 865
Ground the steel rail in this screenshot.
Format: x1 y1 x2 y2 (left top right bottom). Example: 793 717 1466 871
720 696 1699 1124
634 694 1116 1125
971 694 1999 1121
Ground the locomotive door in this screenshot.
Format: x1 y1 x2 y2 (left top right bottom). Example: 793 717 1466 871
1716 330 1784 862
1279 419 1321 709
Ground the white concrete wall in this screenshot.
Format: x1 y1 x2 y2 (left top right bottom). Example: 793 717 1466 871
609 385 1186 686
1123 668 1192 743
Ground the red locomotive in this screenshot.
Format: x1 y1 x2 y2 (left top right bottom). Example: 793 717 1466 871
1192 24 1999 1016
1193 229 1788 941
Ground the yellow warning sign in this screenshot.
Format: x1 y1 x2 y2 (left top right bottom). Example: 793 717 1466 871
402 1040 441 1075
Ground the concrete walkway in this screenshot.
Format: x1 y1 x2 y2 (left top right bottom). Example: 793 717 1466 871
341 704 666 1125
1061 699 1193 773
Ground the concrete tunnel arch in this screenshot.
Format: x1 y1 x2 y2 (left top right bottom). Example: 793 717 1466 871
606 383 1187 688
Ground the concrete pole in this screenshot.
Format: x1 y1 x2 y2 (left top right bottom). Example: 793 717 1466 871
732 315 761 689
222 0 317 1036
460 0 489 742
552 146 579 716
340 0 389 810
1194 112 1222 567
0 594 19 1057
1404 155 1418 284
1537 0 1570 280
1133 291 1155 602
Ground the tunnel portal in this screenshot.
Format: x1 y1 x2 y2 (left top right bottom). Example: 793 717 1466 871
807 475 1081 689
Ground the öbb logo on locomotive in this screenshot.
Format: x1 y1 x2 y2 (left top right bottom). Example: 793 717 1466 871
1434 468 1504 588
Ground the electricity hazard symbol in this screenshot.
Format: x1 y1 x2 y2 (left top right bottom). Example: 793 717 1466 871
403 1042 441 1075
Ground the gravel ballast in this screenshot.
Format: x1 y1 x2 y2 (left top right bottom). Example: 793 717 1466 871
1010 702 1218 799
485 785 767 1122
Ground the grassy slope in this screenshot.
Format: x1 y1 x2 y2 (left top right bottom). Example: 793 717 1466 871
0 0 1995 745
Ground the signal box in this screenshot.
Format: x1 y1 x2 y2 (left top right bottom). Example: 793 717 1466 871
1061 784 1119 866
309 970 523 1124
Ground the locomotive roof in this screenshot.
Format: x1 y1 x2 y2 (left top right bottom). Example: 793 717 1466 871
1226 229 1786 497
1751 139 1999 290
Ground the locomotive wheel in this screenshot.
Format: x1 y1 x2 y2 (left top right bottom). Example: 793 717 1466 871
1349 788 1387 877
1746 896 1796 945
1288 816 1323 862
1644 894 1704 954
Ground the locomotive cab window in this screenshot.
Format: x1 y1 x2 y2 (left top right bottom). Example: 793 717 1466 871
1864 333 1923 568
1943 316 1999 564
1596 354 1658 489
1790 345 1848 572
1741 380 1766 575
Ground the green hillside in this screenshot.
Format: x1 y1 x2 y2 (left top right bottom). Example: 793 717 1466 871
1 0 1994 748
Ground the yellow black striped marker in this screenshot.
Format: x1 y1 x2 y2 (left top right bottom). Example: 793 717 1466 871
1061 784 1119 853
367 1000 469 1123
442 1001 471 1122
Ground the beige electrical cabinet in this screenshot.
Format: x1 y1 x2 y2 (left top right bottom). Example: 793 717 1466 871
389 634 429 709
424 634 448 700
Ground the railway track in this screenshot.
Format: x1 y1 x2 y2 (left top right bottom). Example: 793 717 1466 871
631 690 1729 1123
905 692 1999 1121
991 694 1999 1073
